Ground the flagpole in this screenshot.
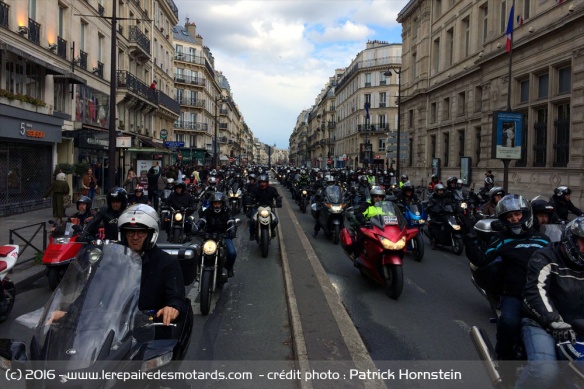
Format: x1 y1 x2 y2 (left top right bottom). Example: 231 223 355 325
507 0 515 112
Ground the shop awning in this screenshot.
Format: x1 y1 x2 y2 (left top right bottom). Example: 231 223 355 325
0 41 68 76
53 72 87 85
219 155 229 161
135 136 165 149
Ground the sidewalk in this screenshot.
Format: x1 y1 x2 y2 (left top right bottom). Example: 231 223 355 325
0 207 56 287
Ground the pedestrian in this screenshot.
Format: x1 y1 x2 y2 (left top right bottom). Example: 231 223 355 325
123 169 139 194
44 172 70 224
82 167 99 201
147 162 162 206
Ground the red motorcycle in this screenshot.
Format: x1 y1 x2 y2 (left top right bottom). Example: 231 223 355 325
340 201 418 299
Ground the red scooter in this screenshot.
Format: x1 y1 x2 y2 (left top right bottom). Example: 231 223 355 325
340 201 418 299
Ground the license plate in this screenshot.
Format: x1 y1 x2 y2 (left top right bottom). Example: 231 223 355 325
383 216 398 225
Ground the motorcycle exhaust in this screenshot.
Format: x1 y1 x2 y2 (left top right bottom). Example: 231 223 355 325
470 326 502 387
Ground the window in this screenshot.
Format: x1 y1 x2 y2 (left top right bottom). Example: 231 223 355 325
500 0 507 34
462 16 470 58
435 0 442 19
516 109 528 167
447 28 454 67
378 138 386 152
443 97 450 120
533 107 547 166
58 6 64 37
378 114 387 130
554 104 570 167
431 102 437 123
80 22 86 51
474 86 483 112
558 66 571 95
538 73 549 99
28 0 36 20
458 130 465 157
365 73 371 87
408 109 414 128
520 79 529 103
98 34 104 62
433 37 440 74
414 17 420 37
443 132 450 167
380 71 387 85
523 0 531 20
481 3 489 43
475 126 481 165
379 92 386 107
458 91 466 116
431 135 437 158
412 52 417 79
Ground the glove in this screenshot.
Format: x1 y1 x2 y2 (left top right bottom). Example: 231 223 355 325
363 221 373 229
549 321 576 343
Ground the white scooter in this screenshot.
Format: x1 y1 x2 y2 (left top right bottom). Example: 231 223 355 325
0 244 19 322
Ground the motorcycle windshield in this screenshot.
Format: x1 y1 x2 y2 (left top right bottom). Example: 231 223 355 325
408 203 423 215
324 186 342 203
540 223 564 243
369 201 406 229
34 243 152 366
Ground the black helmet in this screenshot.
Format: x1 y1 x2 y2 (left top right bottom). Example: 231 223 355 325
210 192 225 213
174 182 187 192
76 195 92 211
495 194 533 235
554 186 572 199
248 174 256 182
107 187 128 210
484 177 494 186
402 182 414 193
431 174 438 181
531 199 554 215
447 176 458 188
135 185 144 194
434 183 445 198
401 174 408 181
561 217 584 269
488 187 506 203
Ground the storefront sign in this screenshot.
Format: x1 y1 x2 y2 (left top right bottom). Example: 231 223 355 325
116 136 132 148
0 105 63 143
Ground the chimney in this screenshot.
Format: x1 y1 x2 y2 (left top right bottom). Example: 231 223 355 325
186 20 197 37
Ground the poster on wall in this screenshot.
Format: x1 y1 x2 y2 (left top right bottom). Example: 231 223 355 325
491 111 523 160
136 160 161 195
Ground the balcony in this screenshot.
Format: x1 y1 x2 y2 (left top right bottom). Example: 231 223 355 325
128 26 150 60
28 18 41 45
219 122 228 129
98 4 105 16
177 98 205 108
116 70 158 108
57 36 67 59
76 50 88 70
158 90 180 115
357 123 387 132
93 61 104 78
0 1 8 28
174 121 208 132
219 108 228 115
220 136 228 144
174 53 206 65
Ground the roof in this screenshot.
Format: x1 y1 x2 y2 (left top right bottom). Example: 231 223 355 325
173 25 198 44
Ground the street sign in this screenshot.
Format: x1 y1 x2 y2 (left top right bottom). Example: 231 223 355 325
386 132 410 140
160 129 168 139
386 151 410 159
386 145 410 152
164 141 184 148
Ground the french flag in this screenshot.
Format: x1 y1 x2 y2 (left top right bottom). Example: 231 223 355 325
506 5 514 54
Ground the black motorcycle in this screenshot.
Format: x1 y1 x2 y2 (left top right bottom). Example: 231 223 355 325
0 243 194 384
427 204 464 255
162 206 195 243
297 185 311 213
312 186 345 244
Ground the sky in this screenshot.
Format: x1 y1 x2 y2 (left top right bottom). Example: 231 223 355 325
172 0 408 150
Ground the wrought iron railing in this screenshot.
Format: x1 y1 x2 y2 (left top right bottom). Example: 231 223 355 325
79 50 88 70
129 26 150 54
158 90 180 115
116 70 156 104
57 36 67 59
28 18 41 44
0 1 9 28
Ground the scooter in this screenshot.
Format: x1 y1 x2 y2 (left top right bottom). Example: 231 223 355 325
340 201 418 299
0 242 194 386
0 244 19 323
42 222 84 291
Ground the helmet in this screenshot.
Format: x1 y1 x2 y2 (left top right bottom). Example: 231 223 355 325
554 186 572 199
532 199 554 215
560 217 584 269
107 187 128 210
135 185 144 194
300 169 306 175
434 183 445 197
166 178 175 187
495 194 533 235
360 175 368 183
324 175 335 185
456 179 463 189
210 192 225 213
431 174 438 180
402 182 414 193
208 177 218 186
174 182 187 192
401 174 408 181
484 177 494 187
447 176 458 188
370 186 385 200
368 170 373 175
118 204 159 251
248 174 256 182
76 195 92 211
488 187 506 203
258 174 269 189
474 219 497 246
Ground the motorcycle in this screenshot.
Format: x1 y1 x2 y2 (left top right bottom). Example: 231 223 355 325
340 201 418 299
42 221 85 291
162 206 194 244
250 203 278 258
297 185 311 213
427 204 465 255
228 187 243 214
0 244 19 323
311 186 346 245
0 243 194 385
194 220 240 315
402 201 427 262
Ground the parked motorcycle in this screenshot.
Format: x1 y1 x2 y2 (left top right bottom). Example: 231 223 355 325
427 204 465 255
0 244 19 322
311 186 345 244
0 243 194 384
162 206 194 244
340 201 418 299
402 201 427 262
194 220 240 315
250 203 278 258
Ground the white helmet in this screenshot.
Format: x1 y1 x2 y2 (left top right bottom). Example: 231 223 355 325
118 204 160 250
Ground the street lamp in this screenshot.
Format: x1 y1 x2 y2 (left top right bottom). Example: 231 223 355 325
384 67 401 178
213 95 225 168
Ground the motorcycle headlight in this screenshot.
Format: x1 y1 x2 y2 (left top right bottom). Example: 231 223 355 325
259 209 270 218
419 219 425 224
55 237 71 244
174 213 183 222
379 236 407 250
202 240 218 255
460 202 468 209
302 190 307 195
452 224 461 231
328 205 343 212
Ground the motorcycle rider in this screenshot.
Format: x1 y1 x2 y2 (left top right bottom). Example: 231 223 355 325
445 176 458 197
70 196 94 226
481 186 505 217
128 185 149 206
312 175 338 238
165 181 196 237
426 183 456 249
249 174 282 240
293 169 311 202
478 177 495 204
352 186 387 256
427 174 441 192
516 216 584 389
395 182 419 206
399 174 409 188
243 174 257 217
549 186 583 222
82 187 128 241
464 194 551 369
195 192 237 278
531 199 557 230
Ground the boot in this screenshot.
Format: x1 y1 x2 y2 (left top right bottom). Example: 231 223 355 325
312 229 318 238
271 227 277 239
249 232 255 241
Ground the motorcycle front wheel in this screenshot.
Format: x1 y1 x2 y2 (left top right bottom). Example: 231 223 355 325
172 228 182 244
332 224 340 245
0 281 15 323
200 269 213 315
383 264 403 299
300 198 307 213
452 236 464 255
260 228 269 258
413 234 425 262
